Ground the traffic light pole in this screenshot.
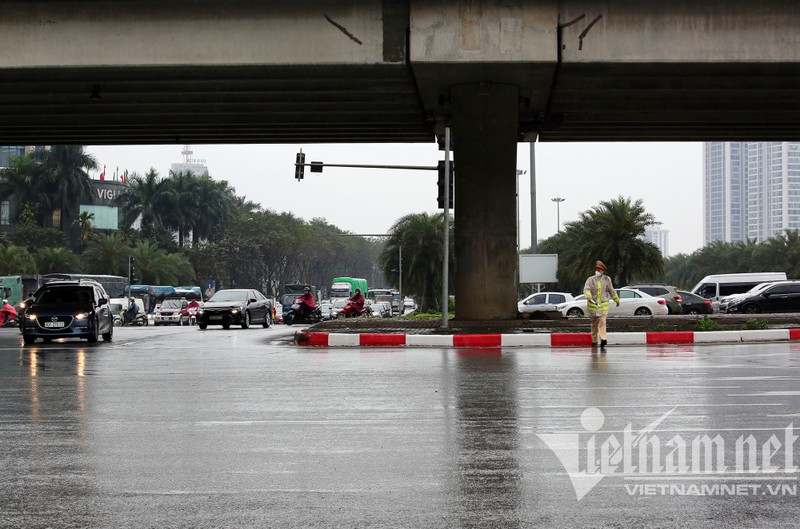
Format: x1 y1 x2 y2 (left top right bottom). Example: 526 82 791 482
442 127 451 329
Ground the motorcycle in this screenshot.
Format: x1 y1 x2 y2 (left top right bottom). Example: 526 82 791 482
114 312 149 327
338 302 372 319
284 299 322 325
0 314 18 328
180 306 199 326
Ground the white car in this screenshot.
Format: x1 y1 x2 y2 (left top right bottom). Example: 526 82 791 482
557 288 669 318
518 292 575 313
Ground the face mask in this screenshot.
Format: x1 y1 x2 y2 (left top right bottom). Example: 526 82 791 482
595 270 602 277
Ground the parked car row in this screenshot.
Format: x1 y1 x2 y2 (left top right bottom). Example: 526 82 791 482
518 284 713 318
519 274 800 317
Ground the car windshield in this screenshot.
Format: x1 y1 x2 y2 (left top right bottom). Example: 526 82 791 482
210 291 247 302
36 286 93 305
161 300 183 309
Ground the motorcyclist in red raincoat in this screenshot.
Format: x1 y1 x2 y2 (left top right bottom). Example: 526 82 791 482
0 299 17 327
341 288 366 317
296 287 317 316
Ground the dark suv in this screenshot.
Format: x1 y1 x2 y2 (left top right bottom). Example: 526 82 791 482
21 280 114 345
625 284 684 314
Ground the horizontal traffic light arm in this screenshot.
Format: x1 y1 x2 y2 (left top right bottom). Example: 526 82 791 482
296 162 439 171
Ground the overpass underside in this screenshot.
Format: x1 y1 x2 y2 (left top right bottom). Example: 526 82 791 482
2 0 800 319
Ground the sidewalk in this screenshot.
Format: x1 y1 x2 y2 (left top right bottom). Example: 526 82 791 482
294 315 800 347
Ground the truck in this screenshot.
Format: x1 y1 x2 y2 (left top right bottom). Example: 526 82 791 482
330 277 368 298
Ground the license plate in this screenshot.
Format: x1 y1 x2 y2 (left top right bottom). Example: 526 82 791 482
210 315 222 320
44 321 65 328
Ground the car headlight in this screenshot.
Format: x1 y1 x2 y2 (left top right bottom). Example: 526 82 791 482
26 313 37 320
197 309 204 315
231 307 240 314
75 312 89 320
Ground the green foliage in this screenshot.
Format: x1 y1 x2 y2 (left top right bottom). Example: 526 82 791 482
661 231 800 290
695 316 721 332
537 196 664 294
10 224 68 254
743 318 769 330
401 312 454 320
0 245 36 275
35 247 80 274
82 233 130 276
378 212 454 312
649 323 670 332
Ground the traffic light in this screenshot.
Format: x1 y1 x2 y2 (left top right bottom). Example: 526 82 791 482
295 151 306 180
129 256 138 284
436 160 454 209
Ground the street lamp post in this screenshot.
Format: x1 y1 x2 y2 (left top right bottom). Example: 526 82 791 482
551 197 565 232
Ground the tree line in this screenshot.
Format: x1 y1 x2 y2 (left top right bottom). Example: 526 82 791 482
0 146 382 296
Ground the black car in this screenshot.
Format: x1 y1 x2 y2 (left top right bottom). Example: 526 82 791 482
676 290 713 315
197 289 272 329
21 279 114 345
725 281 800 314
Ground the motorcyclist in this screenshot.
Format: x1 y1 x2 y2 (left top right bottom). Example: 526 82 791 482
343 288 365 316
296 287 317 316
0 299 17 327
181 298 200 324
123 297 140 324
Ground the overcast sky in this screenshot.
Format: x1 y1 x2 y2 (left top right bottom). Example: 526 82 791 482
85 142 703 256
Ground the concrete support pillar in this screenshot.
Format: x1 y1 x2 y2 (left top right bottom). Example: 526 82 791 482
451 83 519 320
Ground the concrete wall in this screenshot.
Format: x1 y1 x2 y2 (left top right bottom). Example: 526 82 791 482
559 0 800 63
1 0 390 67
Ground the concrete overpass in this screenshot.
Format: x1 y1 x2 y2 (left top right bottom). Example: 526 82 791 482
2 0 800 319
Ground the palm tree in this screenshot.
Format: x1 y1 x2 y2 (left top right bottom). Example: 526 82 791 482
131 240 182 284
35 247 80 274
115 168 172 238
162 170 200 247
81 233 130 276
378 212 454 312
540 197 664 291
191 176 238 244
33 146 98 232
74 210 95 252
570 196 664 287
0 154 51 224
0 245 36 275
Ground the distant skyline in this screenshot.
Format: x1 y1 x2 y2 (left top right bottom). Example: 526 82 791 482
85 142 704 256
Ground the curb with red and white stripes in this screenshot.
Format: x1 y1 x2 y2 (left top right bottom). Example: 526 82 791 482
295 328 800 348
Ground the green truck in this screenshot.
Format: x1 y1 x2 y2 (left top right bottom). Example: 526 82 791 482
330 277 368 298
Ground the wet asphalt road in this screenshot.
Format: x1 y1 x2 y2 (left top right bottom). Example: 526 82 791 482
1 325 799 528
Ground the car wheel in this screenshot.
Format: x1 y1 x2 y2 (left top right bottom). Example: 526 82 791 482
23 335 36 345
742 304 761 314
688 309 700 315
634 307 652 316
198 323 207 330
567 307 584 318
241 311 250 329
262 312 272 328
87 318 99 343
